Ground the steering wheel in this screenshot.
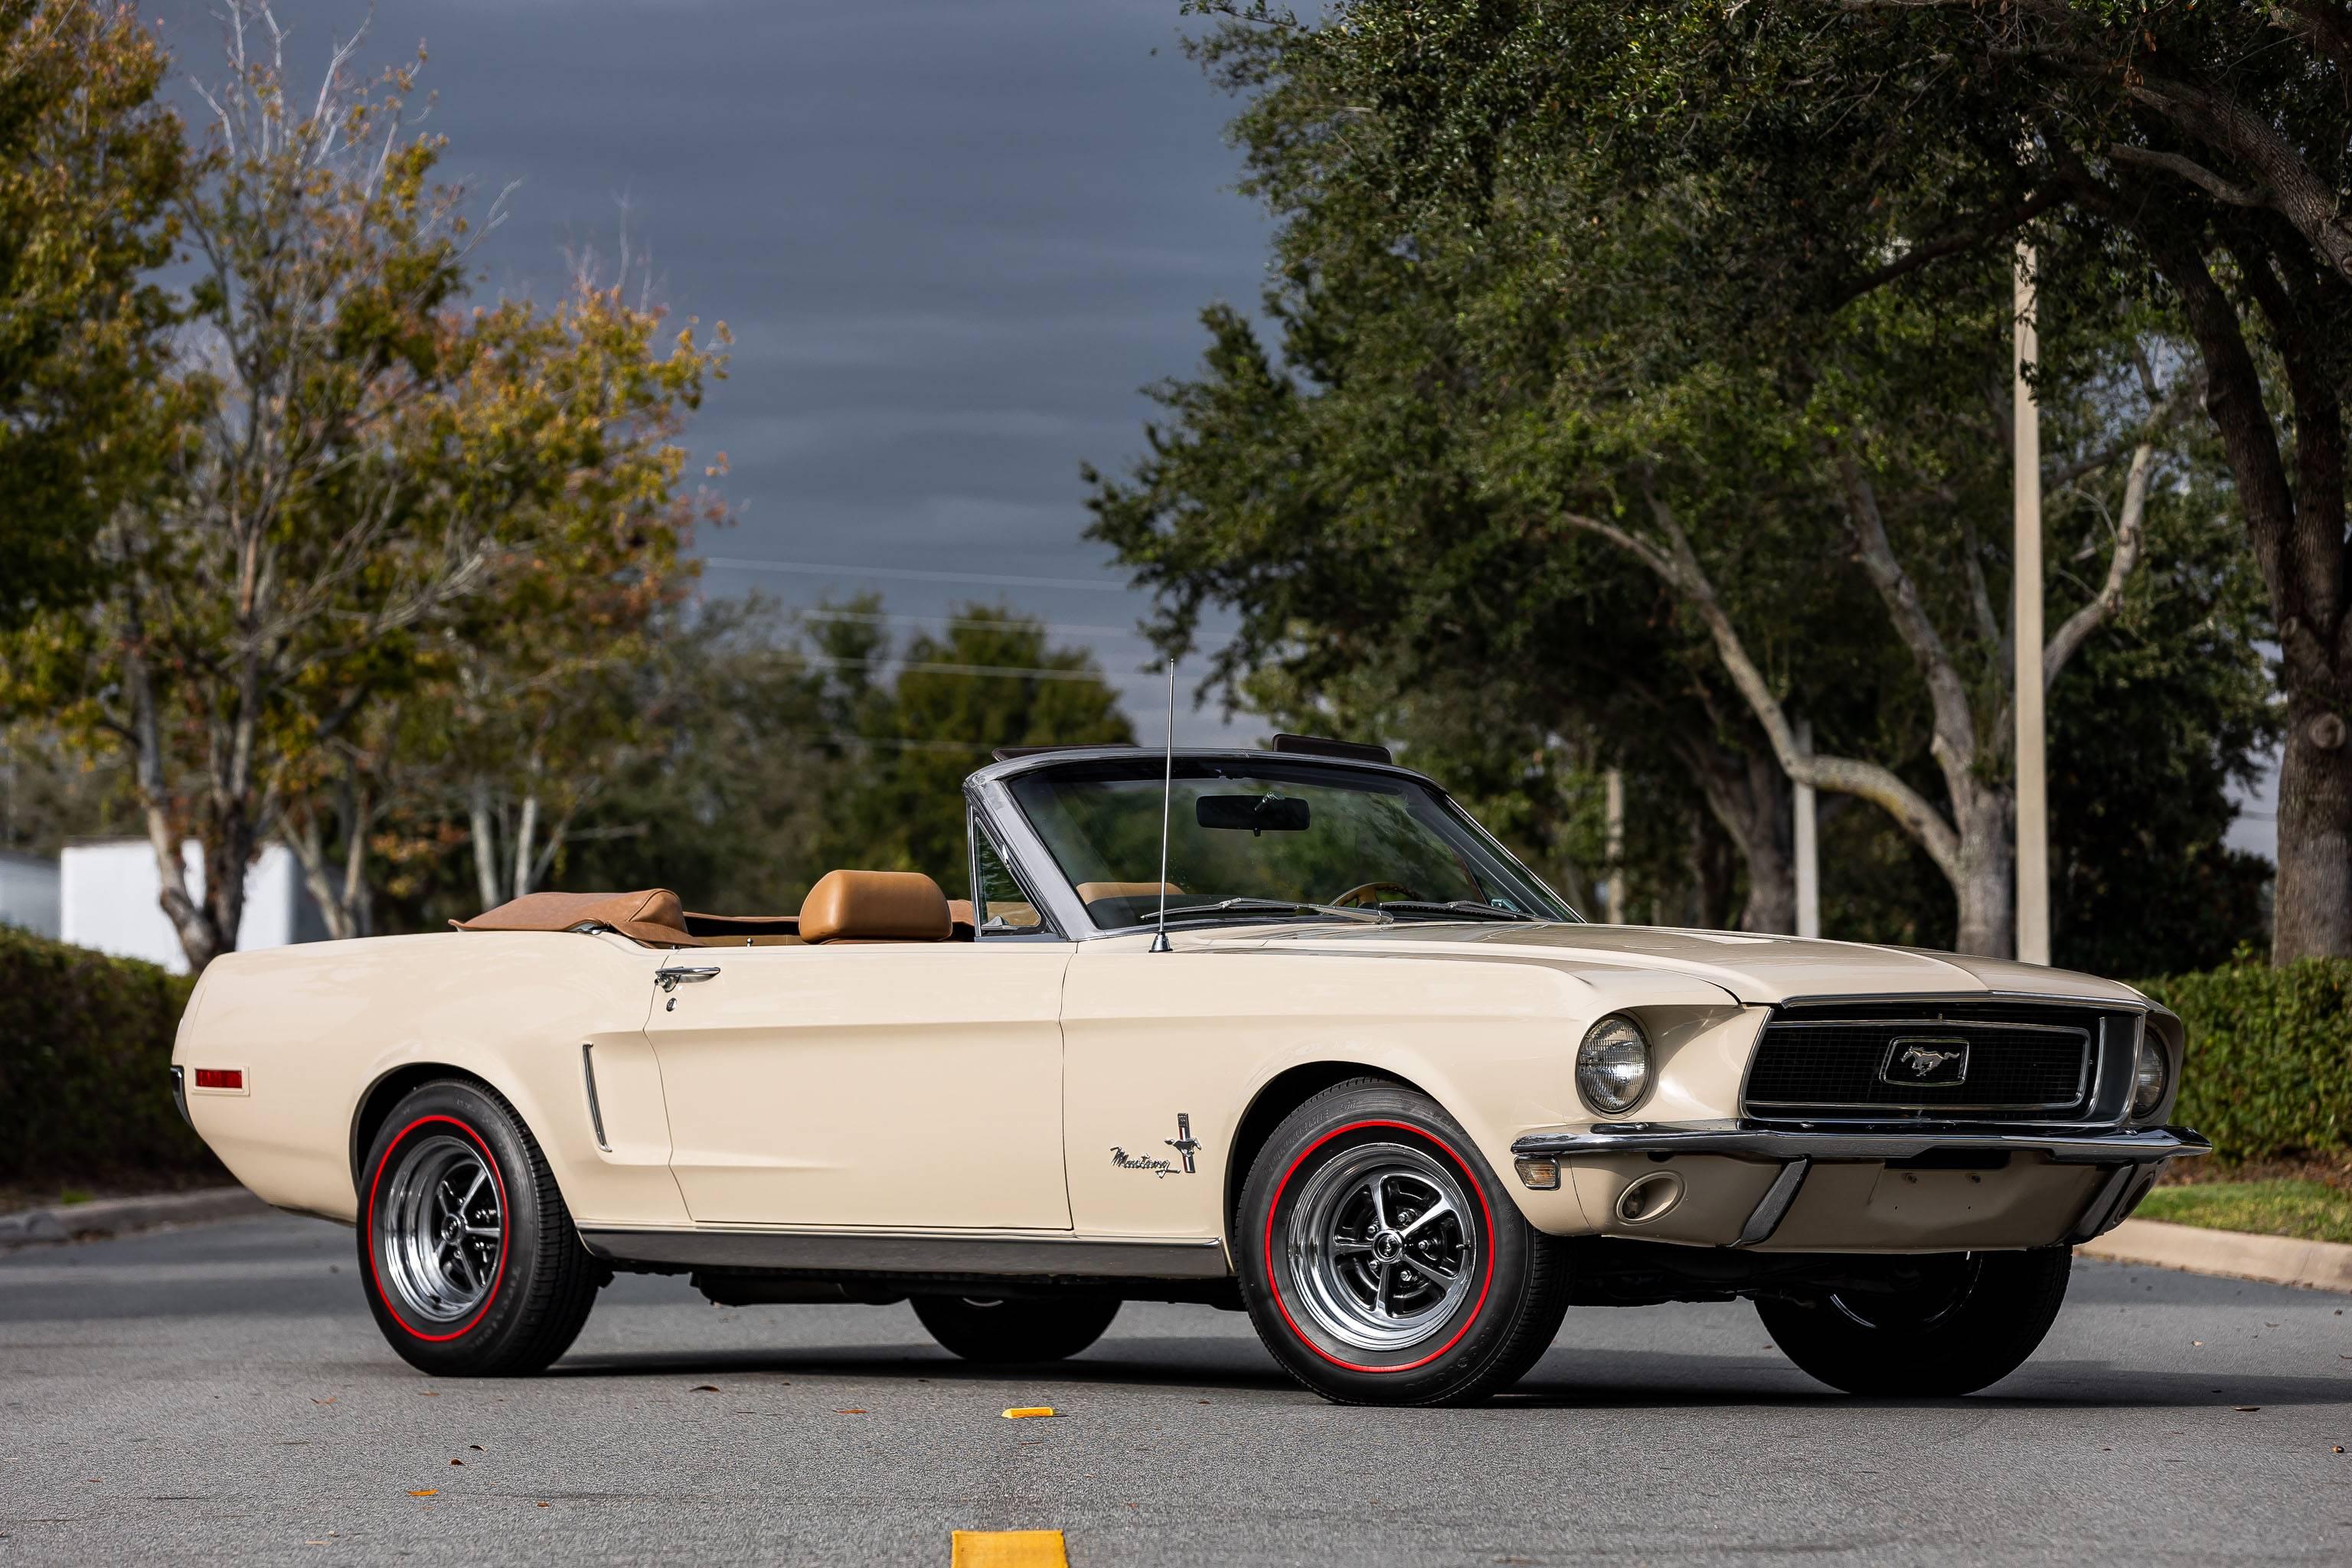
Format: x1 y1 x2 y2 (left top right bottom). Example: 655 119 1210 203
1328 880 1420 909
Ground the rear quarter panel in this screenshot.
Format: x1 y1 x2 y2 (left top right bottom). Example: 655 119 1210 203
172 931 684 1227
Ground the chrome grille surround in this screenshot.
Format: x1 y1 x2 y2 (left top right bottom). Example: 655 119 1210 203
1742 999 2143 1125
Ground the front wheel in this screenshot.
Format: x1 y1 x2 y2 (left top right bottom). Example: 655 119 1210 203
1236 1079 1569 1406
1756 1246 2073 1396
911 1295 1121 1363
358 1080 601 1377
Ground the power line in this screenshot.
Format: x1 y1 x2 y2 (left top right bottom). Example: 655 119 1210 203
793 606 1228 642
799 653 1162 684
703 556 1133 593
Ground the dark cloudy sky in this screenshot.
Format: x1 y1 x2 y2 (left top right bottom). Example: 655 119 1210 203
151 0 1265 741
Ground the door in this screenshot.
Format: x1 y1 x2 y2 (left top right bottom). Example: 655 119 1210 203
642 942 1075 1229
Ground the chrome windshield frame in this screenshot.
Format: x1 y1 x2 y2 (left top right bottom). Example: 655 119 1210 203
961 745 1583 942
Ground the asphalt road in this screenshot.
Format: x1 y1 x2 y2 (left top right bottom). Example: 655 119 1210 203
2 1214 2347 1567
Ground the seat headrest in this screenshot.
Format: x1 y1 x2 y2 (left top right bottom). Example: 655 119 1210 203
799 870 952 943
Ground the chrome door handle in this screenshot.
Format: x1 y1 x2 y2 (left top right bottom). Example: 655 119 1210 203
654 965 722 993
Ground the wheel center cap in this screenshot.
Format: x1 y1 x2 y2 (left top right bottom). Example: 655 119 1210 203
1371 1230 1405 1262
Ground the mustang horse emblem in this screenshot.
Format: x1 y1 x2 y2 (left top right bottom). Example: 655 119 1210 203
1884 1037 1971 1086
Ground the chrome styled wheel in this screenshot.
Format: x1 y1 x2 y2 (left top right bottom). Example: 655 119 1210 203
377 1132 505 1326
1282 1141 1478 1353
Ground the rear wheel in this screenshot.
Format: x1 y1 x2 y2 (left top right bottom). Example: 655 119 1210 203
1236 1079 1569 1406
911 1295 1121 1364
358 1080 600 1377
1756 1246 2073 1396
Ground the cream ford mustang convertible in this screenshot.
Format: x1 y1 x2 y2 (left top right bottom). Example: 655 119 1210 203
173 739 2205 1405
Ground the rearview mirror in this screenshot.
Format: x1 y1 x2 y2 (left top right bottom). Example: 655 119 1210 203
1196 794 1310 833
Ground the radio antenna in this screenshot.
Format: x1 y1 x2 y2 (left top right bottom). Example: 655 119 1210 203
1150 656 1174 953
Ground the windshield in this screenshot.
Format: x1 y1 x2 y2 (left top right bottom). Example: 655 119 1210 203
1004 757 1577 930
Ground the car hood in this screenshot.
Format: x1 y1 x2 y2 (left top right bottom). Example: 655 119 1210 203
1217 921 2152 1009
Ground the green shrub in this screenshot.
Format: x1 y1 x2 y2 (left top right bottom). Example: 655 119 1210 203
2139 957 2352 1163
0 926 218 1186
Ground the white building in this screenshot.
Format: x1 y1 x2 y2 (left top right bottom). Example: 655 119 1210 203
60 838 325 974
0 851 62 939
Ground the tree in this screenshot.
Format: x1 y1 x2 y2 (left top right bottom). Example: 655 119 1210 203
1099 4 2223 954
0 6 726 968
0 1 184 628
802 603 1135 888
1301 0 2350 959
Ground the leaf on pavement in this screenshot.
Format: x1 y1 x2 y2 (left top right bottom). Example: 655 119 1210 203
2233 1406 2262 1413
312 1397 336 1406
408 1489 438 1498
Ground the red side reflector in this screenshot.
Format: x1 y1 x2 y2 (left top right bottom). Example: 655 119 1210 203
194 1068 243 1090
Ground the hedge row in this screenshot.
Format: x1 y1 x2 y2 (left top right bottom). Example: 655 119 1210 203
2138 958 2352 1164
2 926 2347 1187
0 926 219 1186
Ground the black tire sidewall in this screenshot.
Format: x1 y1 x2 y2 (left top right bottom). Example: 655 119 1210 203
1237 1082 1547 1404
910 1295 1121 1363
357 1080 570 1376
1758 1246 2073 1397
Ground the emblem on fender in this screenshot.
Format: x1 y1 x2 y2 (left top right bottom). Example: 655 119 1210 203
1881 1037 1971 1086
1112 1112 1202 1178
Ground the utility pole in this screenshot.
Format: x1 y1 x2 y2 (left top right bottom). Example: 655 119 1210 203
2014 240 2050 965
1794 718 1819 939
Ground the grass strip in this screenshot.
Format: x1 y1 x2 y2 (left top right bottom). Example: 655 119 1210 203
2135 1179 2352 1246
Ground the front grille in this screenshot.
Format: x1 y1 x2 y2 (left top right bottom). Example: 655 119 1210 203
1746 1003 2105 1121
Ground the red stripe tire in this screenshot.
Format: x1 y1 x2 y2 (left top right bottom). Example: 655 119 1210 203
1236 1078 1570 1406
357 1080 601 1377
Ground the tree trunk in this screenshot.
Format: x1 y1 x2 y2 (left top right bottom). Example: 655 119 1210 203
1952 786 2017 959
2274 688 2352 962
469 776 501 912
1733 747 1797 935
1684 734 1798 934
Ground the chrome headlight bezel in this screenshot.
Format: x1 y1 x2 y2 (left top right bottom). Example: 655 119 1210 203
1576 1013 1653 1117
2130 1028 2171 1122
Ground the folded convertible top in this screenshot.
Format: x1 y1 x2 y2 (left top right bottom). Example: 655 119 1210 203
449 885 979 946
449 889 799 946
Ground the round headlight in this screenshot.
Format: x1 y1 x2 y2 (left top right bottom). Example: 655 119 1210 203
2131 1031 2170 1119
1577 1014 1652 1116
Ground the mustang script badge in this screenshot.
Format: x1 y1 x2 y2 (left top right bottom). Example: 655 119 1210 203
1112 1112 1202 1178
1881 1037 1971 1086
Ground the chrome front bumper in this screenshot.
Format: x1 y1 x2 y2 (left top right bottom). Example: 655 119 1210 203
1508 1121 2209 1250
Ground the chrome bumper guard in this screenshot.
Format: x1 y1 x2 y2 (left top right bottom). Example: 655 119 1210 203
1508 1122 2209 1249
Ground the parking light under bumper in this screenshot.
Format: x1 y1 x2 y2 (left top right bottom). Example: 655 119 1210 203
1508 1122 2209 1250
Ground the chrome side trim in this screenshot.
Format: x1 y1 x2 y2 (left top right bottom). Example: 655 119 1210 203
1733 1158 1810 1247
169 1064 191 1129
1508 1122 2210 1166
580 1044 610 1152
580 1227 1233 1279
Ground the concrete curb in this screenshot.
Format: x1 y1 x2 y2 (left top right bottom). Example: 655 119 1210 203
2082 1216 2352 1294
0 1187 270 1250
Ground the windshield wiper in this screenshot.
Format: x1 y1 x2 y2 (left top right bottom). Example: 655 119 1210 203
1150 897 1392 926
1375 900 1546 923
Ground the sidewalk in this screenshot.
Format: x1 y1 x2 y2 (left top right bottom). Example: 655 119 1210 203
0 1187 269 1249
2082 1216 2352 1294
